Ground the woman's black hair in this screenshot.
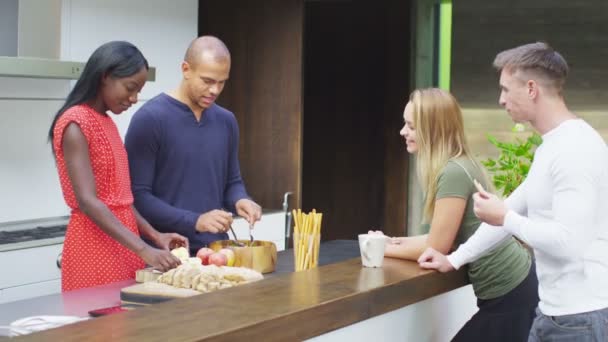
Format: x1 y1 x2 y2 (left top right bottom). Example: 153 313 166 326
48 41 148 150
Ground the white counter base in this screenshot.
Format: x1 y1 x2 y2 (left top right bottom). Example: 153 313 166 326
308 284 477 342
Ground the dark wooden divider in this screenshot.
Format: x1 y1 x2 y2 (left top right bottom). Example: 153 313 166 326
199 0 304 211
199 0 411 241
302 1 410 239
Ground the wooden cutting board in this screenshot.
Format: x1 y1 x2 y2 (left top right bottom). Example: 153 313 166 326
120 282 201 306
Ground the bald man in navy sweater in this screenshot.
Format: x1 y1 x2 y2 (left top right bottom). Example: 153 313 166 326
125 36 261 254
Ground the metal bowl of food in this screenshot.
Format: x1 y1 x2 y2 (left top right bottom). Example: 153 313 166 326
209 240 277 274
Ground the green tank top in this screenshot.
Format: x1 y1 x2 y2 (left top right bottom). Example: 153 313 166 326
420 157 531 300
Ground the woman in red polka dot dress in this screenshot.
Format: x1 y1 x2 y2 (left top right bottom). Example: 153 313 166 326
48 41 188 291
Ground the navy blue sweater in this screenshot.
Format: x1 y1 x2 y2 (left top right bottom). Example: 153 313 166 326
125 93 249 252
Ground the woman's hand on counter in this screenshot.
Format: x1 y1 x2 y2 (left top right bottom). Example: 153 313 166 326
417 247 455 273
367 230 396 243
387 237 408 245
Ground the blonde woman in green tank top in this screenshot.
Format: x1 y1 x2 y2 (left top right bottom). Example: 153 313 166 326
371 88 538 341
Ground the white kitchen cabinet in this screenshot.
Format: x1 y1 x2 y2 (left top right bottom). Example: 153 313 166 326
0 279 62 304
0 243 63 304
231 211 286 251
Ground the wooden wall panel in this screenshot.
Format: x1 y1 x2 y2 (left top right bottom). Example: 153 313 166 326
302 1 410 240
199 0 410 240
199 0 304 211
382 1 411 238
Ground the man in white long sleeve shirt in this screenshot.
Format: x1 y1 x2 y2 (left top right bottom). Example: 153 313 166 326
418 42 608 341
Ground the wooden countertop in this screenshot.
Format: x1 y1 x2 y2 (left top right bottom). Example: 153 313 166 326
10 249 468 341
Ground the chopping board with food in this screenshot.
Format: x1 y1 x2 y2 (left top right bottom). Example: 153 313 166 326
122 262 264 305
122 241 274 305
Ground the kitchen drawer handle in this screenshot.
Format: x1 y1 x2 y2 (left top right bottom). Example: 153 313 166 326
56 253 62 269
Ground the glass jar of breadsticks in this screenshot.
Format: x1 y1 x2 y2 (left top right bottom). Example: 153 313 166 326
292 209 322 271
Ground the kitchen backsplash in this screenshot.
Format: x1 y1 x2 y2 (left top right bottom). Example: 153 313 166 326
0 0 197 227
0 77 71 223
0 87 143 224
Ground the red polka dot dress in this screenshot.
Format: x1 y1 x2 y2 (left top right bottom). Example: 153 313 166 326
53 104 145 292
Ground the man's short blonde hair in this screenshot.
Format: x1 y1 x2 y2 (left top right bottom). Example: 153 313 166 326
493 42 569 93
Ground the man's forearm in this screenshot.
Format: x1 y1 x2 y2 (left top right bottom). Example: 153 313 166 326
223 181 248 212
133 192 199 237
447 223 511 269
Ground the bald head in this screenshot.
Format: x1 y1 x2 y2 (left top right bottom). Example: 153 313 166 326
184 36 231 67
178 36 231 112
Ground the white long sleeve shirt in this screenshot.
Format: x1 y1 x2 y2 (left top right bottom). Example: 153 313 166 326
448 119 608 316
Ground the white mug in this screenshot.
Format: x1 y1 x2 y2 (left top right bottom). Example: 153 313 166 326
358 234 386 267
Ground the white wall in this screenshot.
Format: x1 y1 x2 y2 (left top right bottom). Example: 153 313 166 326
0 0 198 224
0 79 72 222
308 285 477 342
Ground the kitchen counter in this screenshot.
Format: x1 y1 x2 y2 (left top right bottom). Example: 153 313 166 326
1 240 470 341
0 241 359 329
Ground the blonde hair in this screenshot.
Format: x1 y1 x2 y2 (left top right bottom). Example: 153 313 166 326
409 88 485 222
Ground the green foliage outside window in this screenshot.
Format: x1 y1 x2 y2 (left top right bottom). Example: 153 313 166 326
481 133 543 197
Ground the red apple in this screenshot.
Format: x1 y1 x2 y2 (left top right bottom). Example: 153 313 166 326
208 252 228 266
196 247 215 265
218 248 236 267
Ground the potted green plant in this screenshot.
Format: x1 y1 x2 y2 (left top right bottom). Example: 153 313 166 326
481 132 542 197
